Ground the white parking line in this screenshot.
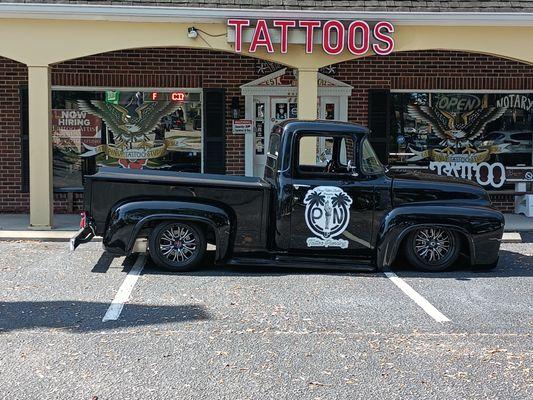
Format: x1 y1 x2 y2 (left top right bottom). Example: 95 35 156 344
383 270 451 323
102 254 146 322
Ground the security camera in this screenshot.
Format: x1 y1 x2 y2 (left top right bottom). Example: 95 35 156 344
187 27 198 39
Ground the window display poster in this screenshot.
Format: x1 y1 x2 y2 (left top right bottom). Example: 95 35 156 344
255 120 265 155
256 102 265 119
255 137 265 155
289 103 298 119
51 109 102 189
275 103 288 120
52 109 102 149
255 121 264 138
325 103 335 120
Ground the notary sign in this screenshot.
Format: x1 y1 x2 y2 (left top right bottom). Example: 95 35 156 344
232 119 253 135
227 19 394 56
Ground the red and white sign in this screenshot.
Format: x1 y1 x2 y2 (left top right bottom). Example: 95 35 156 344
227 19 394 56
232 119 253 135
52 109 102 150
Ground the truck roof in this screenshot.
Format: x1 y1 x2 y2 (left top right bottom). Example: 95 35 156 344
274 120 370 137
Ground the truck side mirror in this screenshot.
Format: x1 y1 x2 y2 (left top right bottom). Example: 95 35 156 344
347 160 359 177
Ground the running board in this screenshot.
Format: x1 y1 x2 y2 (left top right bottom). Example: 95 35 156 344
224 255 376 272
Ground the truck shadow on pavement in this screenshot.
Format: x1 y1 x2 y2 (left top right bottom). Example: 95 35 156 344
0 301 210 333
91 251 115 273
140 248 533 279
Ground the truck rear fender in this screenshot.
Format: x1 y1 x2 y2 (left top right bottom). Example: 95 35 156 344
104 200 233 260
376 205 504 269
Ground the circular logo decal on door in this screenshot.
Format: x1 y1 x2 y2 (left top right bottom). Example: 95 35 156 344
303 186 353 249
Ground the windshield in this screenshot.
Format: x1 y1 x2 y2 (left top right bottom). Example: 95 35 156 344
360 138 385 175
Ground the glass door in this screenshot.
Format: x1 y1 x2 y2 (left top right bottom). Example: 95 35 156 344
316 96 340 163
319 96 339 120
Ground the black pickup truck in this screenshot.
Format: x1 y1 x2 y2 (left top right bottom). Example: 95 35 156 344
71 120 504 272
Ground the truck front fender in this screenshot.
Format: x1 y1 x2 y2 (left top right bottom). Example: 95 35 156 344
103 200 232 260
376 205 504 269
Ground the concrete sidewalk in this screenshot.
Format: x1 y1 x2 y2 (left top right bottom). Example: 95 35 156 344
0 213 531 242
0 214 85 241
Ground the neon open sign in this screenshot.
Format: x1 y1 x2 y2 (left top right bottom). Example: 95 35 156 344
150 92 186 101
227 19 394 56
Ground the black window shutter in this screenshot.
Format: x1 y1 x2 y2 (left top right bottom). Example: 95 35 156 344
203 88 226 174
20 86 29 193
367 89 390 164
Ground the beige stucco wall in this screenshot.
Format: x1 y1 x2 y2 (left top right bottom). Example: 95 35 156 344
0 19 532 67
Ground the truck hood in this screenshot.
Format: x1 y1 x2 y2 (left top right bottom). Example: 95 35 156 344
388 170 492 207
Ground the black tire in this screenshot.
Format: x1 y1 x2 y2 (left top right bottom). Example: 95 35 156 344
404 227 460 272
148 221 206 272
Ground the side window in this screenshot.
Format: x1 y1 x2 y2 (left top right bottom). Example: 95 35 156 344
266 133 280 171
298 135 334 167
296 134 355 176
339 137 355 166
268 133 280 157
361 138 385 174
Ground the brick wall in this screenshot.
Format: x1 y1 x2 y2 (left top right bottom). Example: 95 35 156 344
0 49 531 213
0 58 27 212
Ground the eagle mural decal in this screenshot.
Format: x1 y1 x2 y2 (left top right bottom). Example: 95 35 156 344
78 94 187 169
406 103 508 162
78 98 182 145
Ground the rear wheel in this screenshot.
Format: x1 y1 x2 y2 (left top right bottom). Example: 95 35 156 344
148 221 206 272
404 227 459 272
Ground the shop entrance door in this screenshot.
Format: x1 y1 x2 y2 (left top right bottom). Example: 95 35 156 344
241 68 353 177
251 96 343 177
253 97 298 176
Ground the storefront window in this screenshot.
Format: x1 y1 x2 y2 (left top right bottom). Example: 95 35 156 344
51 89 202 190
390 92 533 168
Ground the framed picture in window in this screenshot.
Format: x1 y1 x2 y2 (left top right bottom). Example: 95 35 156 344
289 103 298 119
275 103 288 120
255 102 265 119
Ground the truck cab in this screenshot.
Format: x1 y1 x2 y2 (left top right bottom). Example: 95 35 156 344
264 121 386 260
72 120 504 273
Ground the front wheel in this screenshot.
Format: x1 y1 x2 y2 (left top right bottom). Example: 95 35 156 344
148 221 206 272
404 227 459 272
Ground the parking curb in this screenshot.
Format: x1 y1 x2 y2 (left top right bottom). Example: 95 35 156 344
501 232 523 243
0 231 102 242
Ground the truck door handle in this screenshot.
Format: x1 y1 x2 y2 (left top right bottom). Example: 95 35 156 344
293 184 310 189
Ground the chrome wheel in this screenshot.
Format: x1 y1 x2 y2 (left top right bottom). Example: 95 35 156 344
413 228 453 265
159 224 198 264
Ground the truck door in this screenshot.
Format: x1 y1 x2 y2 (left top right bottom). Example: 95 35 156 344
289 132 375 255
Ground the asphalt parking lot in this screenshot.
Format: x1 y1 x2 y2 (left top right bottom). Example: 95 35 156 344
0 239 531 399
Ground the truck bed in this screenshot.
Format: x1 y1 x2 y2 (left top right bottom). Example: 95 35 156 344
85 167 272 252
89 167 270 189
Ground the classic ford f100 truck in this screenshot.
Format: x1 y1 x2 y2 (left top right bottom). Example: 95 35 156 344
71 120 504 272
